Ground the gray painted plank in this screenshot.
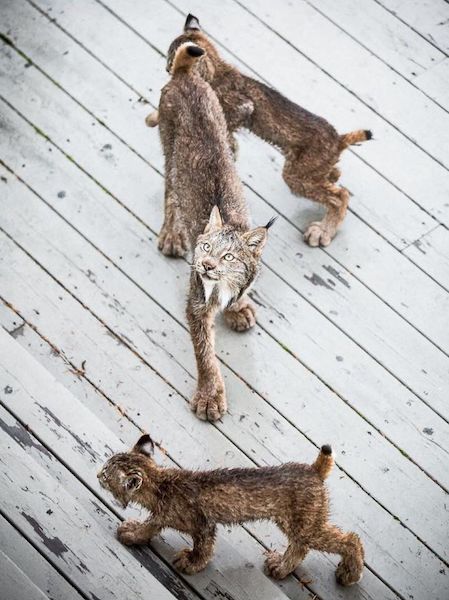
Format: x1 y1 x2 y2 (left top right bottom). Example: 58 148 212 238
30 0 437 249
0 409 178 600
0 514 83 600
376 0 449 54
1 27 448 432
0 329 294 600
403 226 449 292
4 0 448 359
2 62 449 468
0 306 362 600
104 0 449 226
0 192 447 599
0 551 50 600
308 0 445 79
1 114 449 539
414 57 449 112
240 0 449 170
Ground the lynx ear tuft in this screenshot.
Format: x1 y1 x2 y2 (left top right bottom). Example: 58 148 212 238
242 226 268 256
204 205 223 233
184 13 201 31
132 434 154 457
265 216 277 229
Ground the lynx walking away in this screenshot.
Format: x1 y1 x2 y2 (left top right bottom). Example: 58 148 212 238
156 41 273 421
147 14 372 247
98 434 365 585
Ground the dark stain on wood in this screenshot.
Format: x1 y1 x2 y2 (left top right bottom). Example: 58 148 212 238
205 580 237 600
21 511 69 558
0 416 52 460
323 265 351 288
304 272 334 290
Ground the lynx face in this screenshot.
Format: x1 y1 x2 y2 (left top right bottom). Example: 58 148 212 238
192 207 270 308
97 435 155 508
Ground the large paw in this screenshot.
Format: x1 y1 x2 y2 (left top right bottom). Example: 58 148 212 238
224 301 256 332
304 221 334 247
117 520 146 546
264 551 290 580
158 226 189 257
335 560 363 586
173 548 206 575
191 385 227 422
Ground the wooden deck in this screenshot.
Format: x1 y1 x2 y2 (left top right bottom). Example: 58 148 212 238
0 0 448 598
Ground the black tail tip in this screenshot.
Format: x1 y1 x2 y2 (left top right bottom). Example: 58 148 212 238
364 129 373 140
187 44 205 57
321 444 332 455
265 216 278 229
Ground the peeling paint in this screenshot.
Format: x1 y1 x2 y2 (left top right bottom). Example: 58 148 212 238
304 273 333 290
323 265 351 288
0 417 52 459
21 512 69 558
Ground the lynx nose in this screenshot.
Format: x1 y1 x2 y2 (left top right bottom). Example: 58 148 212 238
202 257 217 271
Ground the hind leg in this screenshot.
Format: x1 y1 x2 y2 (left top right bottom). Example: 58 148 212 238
303 181 349 247
223 295 256 332
283 156 348 247
309 524 364 585
264 518 309 579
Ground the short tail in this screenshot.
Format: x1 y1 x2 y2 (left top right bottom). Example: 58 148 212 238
171 42 205 74
339 129 372 151
313 445 334 480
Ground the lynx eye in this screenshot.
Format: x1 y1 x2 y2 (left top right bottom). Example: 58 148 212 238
224 253 234 261
202 242 211 252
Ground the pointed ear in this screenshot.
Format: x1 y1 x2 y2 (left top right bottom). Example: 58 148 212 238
184 13 201 32
132 434 154 457
242 226 268 256
124 473 143 492
204 205 223 233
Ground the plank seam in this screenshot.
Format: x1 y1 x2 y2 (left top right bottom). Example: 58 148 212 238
0 323 323 600
302 0 449 116
1 229 447 571
372 0 449 58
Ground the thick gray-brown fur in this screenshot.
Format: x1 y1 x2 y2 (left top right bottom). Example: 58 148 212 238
98 435 364 585
157 42 272 421
147 15 372 247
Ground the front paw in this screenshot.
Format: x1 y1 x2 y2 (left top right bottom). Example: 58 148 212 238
304 221 334 247
158 225 189 257
191 385 227 422
117 520 146 546
224 301 256 332
173 548 207 575
264 551 290 580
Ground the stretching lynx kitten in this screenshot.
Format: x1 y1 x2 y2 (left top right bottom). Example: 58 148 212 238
98 434 365 585
147 15 372 247
158 41 273 421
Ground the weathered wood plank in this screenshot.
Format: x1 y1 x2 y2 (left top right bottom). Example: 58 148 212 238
414 57 449 112
376 0 449 54
0 514 83 600
0 305 375 600
0 194 447 599
103 0 449 226
23 0 447 352
0 409 179 600
308 0 445 79
240 0 449 170
20 0 441 245
3 89 449 517
1 26 448 427
0 330 295 600
403 226 449 292
0 551 51 600
1 60 449 453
